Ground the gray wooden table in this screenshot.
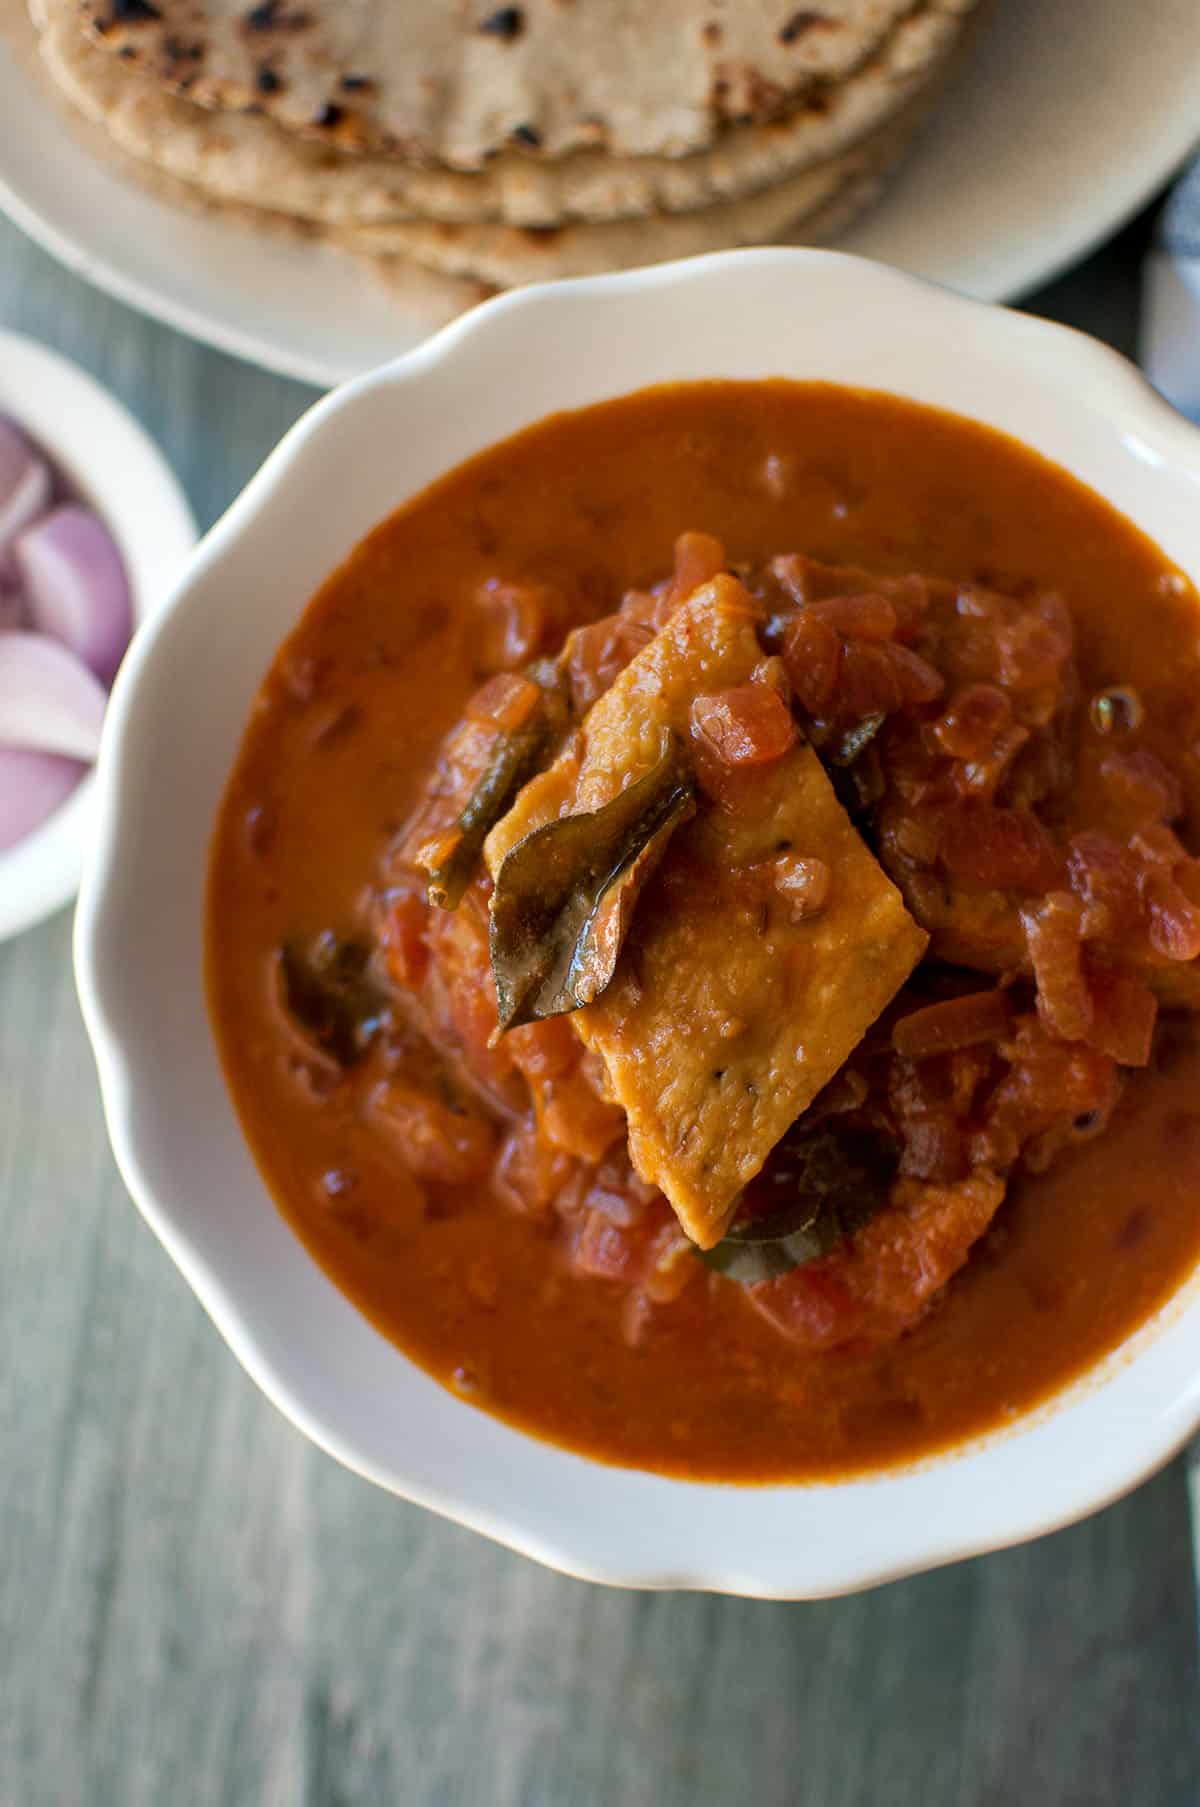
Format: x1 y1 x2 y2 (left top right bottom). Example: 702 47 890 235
2 209 1198 1807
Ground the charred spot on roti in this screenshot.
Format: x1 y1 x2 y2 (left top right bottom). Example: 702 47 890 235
479 7 525 41
104 0 162 23
161 35 203 65
779 11 838 46
243 2 311 32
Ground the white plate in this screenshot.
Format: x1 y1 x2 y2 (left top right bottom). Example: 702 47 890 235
2 0 1198 389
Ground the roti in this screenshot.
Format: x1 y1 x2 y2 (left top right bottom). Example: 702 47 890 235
342 95 926 284
41 1 972 228
75 0 975 167
10 0 492 331
356 156 885 313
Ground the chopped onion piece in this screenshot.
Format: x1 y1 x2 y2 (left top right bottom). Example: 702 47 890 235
15 505 133 686
0 746 85 851
0 417 52 571
0 632 107 760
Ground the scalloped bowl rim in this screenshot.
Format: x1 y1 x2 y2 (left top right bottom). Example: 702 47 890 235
74 250 1200 1596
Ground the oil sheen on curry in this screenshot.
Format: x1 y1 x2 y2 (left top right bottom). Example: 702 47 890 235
207 382 1200 1482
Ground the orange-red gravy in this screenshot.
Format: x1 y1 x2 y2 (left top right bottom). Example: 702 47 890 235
206 382 1200 1480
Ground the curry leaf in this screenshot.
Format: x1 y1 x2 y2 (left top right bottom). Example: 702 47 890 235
698 1122 898 1284
421 671 569 911
490 735 695 1032
828 747 886 822
813 713 886 821
277 933 388 1067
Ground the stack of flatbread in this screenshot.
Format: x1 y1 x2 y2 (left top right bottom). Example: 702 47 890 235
30 0 983 329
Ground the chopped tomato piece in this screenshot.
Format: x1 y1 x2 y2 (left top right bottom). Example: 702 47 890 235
974 1016 1120 1173
369 1079 496 1187
505 1016 581 1081
660 530 727 611
1129 822 1190 868
993 592 1073 698
574 1213 644 1283
836 640 904 718
748 1261 868 1352
1142 869 1200 962
564 612 655 713
931 683 1019 764
781 612 842 714
690 682 797 767
808 592 898 640
888 1047 990 1183
566 1180 683 1291
878 798 941 867
421 882 523 1110
882 641 944 707
576 1153 660 1224
892 987 1011 1058
768 556 933 644
473 578 563 672
840 1172 1006 1340
464 671 542 733
1100 748 1184 827
885 575 934 642
640 1219 699 1303
938 803 1063 893
1022 891 1094 1044
378 874 430 989
1087 969 1157 1067
394 717 496 872
767 552 813 607
1066 831 1142 943
750 654 792 704
493 1116 580 1215
531 1065 626 1163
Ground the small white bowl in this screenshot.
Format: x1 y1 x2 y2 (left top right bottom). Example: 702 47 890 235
74 252 1200 1597
0 330 196 941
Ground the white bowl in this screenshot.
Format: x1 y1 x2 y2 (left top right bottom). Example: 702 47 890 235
0 330 196 941
74 251 1200 1597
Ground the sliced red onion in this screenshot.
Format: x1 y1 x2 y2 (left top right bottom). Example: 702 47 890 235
0 417 52 571
0 746 85 851
0 584 26 631
15 505 133 687
0 632 106 760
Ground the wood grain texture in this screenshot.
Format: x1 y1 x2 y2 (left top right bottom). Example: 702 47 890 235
0 210 1197 1807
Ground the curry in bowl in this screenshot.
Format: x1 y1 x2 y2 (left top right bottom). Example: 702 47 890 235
206 382 1200 1482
